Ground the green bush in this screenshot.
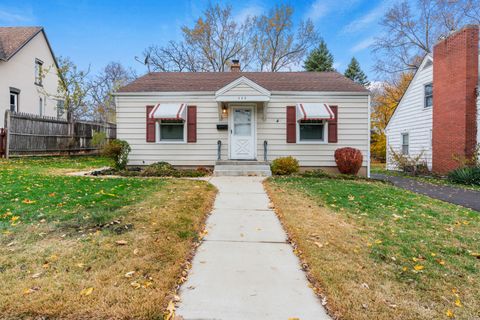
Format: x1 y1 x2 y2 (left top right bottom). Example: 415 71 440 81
447 166 480 185
92 131 107 148
271 156 299 176
140 162 210 177
102 139 131 170
301 169 331 178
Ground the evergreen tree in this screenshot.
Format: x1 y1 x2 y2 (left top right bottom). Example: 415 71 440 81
344 57 370 86
303 39 335 72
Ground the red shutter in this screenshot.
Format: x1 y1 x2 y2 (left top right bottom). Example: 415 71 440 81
328 105 338 143
286 106 296 143
146 105 156 142
187 105 197 143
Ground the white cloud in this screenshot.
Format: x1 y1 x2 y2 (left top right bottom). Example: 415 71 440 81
341 1 393 34
306 0 361 22
351 37 375 53
0 7 34 23
235 4 264 24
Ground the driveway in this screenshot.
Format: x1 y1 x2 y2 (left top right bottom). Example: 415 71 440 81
372 173 480 212
176 176 330 320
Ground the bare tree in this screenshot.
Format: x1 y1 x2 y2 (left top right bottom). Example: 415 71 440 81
142 3 255 72
254 4 319 71
182 3 255 71
373 0 479 75
89 62 136 122
56 56 91 121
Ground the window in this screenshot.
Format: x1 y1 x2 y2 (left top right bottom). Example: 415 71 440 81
424 83 433 108
35 59 43 85
298 120 325 142
156 120 185 142
57 100 65 118
402 133 409 155
39 97 43 117
9 89 19 112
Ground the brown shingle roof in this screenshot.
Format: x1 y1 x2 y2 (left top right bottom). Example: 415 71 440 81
0 27 43 61
118 72 369 93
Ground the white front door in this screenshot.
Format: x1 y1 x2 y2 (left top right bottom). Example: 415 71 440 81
230 106 255 160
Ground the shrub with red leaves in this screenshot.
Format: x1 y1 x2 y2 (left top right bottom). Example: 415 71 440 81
334 147 363 175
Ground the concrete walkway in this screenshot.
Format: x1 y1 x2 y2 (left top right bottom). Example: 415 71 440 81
372 173 480 212
176 176 330 320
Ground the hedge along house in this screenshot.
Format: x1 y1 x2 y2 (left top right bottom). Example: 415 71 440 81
115 61 371 176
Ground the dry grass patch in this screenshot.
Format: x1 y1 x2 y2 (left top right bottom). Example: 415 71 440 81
265 177 479 320
0 179 216 319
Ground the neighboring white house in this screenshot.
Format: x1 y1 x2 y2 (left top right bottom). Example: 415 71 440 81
0 27 64 127
115 64 371 176
385 55 435 170
386 25 480 174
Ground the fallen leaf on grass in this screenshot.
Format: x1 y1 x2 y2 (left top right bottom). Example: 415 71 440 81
125 271 135 278
413 265 424 271
22 199 36 204
31 272 42 279
314 242 323 249
80 287 94 296
23 287 39 295
130 281 141 289
115 240 128 245
165 300 176 320
455 298 462 307
446 309 454 318
133 248 139 255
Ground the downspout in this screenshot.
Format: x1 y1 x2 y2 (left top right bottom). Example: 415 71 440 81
367 94 371 178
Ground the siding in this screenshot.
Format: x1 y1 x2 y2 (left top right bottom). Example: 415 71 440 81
386 59 433 170
0 32 62 126
116 93 369 168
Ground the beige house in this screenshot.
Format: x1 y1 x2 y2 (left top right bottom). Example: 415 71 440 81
116 63 370 176
0 27 63 127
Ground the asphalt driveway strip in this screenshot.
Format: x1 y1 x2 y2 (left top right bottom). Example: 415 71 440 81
371 173 480 212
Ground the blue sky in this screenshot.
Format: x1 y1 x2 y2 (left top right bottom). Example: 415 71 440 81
0 0 393 81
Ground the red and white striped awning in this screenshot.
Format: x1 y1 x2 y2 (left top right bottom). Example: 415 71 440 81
296 103 335 121
149 103 187 120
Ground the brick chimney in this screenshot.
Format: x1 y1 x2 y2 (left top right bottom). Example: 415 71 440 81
230 59 240 72
432 25 479 174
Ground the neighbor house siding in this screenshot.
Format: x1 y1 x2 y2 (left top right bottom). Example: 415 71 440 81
116 92 369 169
0 32 61 126
386 60 434 170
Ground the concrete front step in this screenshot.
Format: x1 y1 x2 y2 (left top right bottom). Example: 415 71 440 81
213 163 272 177
215 160 268 165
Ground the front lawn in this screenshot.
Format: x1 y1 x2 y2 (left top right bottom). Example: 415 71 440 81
0 157 216 319
265 177 479 320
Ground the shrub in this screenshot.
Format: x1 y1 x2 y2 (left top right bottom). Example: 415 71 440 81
301 169 331 178
102 139 131 170
92 131 107 148
389 148 429 176
334 147 363 175
141 162 177 177
140 162 211 177
448 166 480 185
271 156 299 175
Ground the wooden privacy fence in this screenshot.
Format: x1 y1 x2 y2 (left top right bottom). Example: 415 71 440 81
3 111 116 157
0 128 6 158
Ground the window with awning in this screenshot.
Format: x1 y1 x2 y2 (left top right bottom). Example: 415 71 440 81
149 103 187 120
295 103 334 143
296 103 335 121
